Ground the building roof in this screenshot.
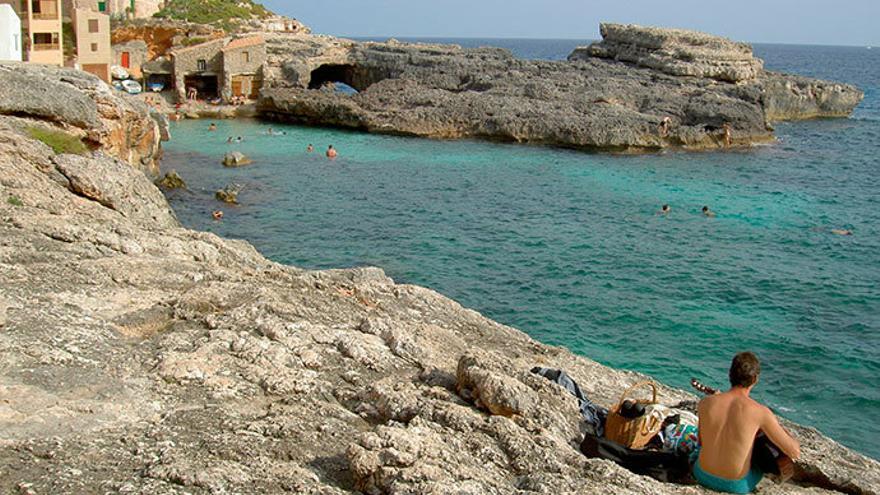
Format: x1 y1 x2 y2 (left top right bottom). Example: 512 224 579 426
170 38 225 56
222 36 264 52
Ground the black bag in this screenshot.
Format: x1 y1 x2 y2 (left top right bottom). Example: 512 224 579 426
580 433 693 483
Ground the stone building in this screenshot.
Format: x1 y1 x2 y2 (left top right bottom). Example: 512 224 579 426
0 3 22 61
112 38 145 77
0 0 64 66
221 35 265 100
171 35 266 102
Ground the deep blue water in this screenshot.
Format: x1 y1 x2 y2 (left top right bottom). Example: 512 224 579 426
161 40 880 459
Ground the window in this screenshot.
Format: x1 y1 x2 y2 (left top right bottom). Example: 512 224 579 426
33 32 59 48
243 51 249 63
88 19 99 33
197 59 206 71
98 1 106 12
13 34 19 51
91 43 98 52
31 1 41 14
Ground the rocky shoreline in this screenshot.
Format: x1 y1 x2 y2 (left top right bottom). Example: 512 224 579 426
1 62 879 494
255 24 863 152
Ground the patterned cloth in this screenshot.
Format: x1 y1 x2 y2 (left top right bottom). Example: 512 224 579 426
663 423 700 455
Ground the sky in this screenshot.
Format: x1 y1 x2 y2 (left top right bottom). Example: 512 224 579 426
262 0 880 46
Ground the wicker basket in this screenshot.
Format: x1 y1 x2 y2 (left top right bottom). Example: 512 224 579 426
604 381 662 450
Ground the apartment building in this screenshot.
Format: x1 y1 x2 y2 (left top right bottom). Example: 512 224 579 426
0 0 64 65
0 3 22 61
70 5 109 81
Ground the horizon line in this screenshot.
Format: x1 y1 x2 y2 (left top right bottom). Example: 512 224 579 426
325 33 875 49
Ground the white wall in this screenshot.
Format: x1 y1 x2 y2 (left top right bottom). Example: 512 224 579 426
0 4 22 62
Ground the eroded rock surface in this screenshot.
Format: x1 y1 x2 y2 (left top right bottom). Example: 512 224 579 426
0 64 878 495
0 62 164 178
570 23 764 83
258 25 862 152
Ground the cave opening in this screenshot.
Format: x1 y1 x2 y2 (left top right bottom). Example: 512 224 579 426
308 64 366 92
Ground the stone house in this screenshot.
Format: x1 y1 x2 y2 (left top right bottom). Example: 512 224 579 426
0 3 22 61
221 35 265 100
112 38 145 77
171 35 266 102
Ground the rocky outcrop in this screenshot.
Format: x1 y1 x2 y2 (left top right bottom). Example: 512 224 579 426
1 64 879 494
570 23 764 83
158 170 186 189
0 62 164 177
222 151 252 167
258 25 862 152
761 71 866 121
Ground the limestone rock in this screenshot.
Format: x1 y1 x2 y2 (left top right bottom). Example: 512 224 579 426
157 170 186 189
0 62 163 177
571 23 764 83
258 24 862 152
0 44 878 495
215 183 242 204
222 151 253 167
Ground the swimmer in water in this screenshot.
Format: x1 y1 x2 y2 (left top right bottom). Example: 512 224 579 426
659 204 671 215
702 206 716 218
831 229 853 236
212 210 224 220
208 123 217 132
307 144 314 153
226 136 233 144
326 145 338 159
236 136 243 143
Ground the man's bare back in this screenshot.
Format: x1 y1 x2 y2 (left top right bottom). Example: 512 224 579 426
697 355 801 482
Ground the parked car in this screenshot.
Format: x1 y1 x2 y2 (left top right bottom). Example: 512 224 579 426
110 65 130 80
121 80 143 95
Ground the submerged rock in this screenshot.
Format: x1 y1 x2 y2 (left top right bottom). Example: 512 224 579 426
215 183 242 203
222 151 253 167
157 170 186 189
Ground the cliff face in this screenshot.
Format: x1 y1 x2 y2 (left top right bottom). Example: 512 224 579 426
1 64 879 494
0 63 164 178
258 25 862 152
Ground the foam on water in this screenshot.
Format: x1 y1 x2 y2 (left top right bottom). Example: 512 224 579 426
161 42 880 459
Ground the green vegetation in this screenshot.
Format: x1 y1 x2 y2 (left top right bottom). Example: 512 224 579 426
181 36 208 47
154 0 273 25
62 21 76 60
6 196 23 207
26 127 88 155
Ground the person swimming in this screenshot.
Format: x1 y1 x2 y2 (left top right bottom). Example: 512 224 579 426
226 136 233 144
702 206 716 218
212 210 224 220
326 145 338 159
307 144 314 153
659 204 671 215
208 123 217 132
831 229 853 236
236 136 243 143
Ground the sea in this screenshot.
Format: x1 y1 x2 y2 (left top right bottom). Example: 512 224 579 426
159 39 880 460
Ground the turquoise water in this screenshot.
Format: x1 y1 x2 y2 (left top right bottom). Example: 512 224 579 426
161 43 880 459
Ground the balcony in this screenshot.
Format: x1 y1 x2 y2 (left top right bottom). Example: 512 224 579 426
31 1 60 20
33 43 60 51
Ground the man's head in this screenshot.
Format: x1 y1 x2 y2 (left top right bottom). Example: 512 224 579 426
729 352 761 388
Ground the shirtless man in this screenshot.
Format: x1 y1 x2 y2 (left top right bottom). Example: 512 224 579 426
326 145 338 159
695 352 800 494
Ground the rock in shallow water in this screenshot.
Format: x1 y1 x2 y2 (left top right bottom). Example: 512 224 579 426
222 151 253 167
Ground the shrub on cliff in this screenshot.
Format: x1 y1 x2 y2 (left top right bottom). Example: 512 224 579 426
154 0 272 26
26 127 88 155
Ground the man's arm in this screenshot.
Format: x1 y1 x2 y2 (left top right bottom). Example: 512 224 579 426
760 406 801 460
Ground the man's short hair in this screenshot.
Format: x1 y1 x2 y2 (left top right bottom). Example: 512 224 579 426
729 352 761 388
